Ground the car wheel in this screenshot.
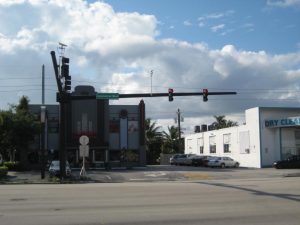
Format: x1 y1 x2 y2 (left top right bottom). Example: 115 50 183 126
220 163 225 168
234 163 239 168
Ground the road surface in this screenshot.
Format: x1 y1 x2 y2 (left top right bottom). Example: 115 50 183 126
0 176 299 225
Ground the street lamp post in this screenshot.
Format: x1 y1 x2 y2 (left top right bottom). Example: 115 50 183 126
40 106 46 179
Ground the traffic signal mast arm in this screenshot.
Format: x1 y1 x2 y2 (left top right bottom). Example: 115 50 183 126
67 91 237 101
118 91 237 98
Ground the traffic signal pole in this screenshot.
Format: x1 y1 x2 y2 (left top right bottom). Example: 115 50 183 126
50 51 67 181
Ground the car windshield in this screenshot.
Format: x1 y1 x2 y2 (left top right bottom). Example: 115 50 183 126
50 161 70 167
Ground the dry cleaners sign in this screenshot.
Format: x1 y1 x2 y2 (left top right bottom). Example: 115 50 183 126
265 116 300 128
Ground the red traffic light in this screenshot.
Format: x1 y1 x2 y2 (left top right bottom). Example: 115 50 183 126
203 89 208 102
168 88 174 102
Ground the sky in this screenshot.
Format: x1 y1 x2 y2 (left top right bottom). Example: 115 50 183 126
0 0 300 134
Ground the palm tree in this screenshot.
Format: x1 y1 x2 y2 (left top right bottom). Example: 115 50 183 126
162 126 181 154
145 118 163 164
212 115 238 130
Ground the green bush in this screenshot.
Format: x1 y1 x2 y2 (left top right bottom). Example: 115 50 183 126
0 166 8 177
3 161 21 171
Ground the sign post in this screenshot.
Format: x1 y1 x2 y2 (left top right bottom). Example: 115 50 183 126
79 135 89 177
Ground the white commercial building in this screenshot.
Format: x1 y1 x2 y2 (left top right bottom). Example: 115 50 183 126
185 107 300 168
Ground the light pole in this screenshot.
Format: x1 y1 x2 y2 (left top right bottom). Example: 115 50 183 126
40 106 46 179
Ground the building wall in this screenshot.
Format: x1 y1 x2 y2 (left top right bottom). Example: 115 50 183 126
185 107 300 168
185 125 260 168
28 86 146 167
259 107 300 166
109 105 140 150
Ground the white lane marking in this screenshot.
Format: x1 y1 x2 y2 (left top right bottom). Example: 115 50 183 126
105 175 112 180
144 172 167 177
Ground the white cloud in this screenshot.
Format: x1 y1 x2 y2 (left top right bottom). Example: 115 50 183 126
199 10 235 21
198 22 205 27
0 0 300 134
211 24 225 32
267 0 300 7
183 20 192 26
207 13 224 19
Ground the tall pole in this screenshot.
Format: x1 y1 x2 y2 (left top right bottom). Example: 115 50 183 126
177 109 182 152
41 65 46 179
50 51 66 181
150 70 153 96
42 65 45 105
40 106 46 179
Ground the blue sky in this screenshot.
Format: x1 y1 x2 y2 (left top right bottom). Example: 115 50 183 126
102 0 300 54
0 0 300 132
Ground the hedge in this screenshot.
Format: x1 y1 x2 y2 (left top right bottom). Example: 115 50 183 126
3 161 21 171
0 166 8 177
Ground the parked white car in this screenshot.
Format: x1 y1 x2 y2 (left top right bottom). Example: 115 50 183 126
207 157 239 168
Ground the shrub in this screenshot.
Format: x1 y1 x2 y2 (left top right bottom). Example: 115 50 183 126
0 166 8 177
3 161 21 171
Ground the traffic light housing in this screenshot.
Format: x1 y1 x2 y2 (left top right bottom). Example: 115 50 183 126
61 57 71 92
203 89 208 102
64 75 71 92
168 88 174 102
61 57 69 78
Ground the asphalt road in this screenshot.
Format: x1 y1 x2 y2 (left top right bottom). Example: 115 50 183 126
1 176 300 225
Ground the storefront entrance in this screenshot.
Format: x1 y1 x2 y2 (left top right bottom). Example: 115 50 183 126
281 128 300 159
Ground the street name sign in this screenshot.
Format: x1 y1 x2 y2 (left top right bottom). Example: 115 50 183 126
96 93 119 100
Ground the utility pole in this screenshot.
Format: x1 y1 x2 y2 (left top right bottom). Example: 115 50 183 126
176 109 183 153
42 64 45 105
40 65 46 179
150 70 153 96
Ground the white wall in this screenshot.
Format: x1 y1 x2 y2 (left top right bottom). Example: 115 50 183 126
185 123 261 168
185 107 300 168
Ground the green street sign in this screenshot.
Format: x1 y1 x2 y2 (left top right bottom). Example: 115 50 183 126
96 93 119 100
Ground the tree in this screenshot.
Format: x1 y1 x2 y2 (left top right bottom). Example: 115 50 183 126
145 118 163 164
13 96 39 167
0 96 39 167
162 126 182 154
0 110 15 161
211 115 238 130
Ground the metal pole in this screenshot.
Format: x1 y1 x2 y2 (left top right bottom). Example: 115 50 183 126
177 109 182 153
150 70 153 96
40 106 46 179
42 65 45 105
59 97 67 181
41 121 45 179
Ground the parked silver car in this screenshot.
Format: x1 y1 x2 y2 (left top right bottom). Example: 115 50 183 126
181 154 198 166
172 154 197 166
207 156 239 168
170 154 183 165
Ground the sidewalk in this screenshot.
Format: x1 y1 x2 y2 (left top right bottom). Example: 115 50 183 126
0 167 148 184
